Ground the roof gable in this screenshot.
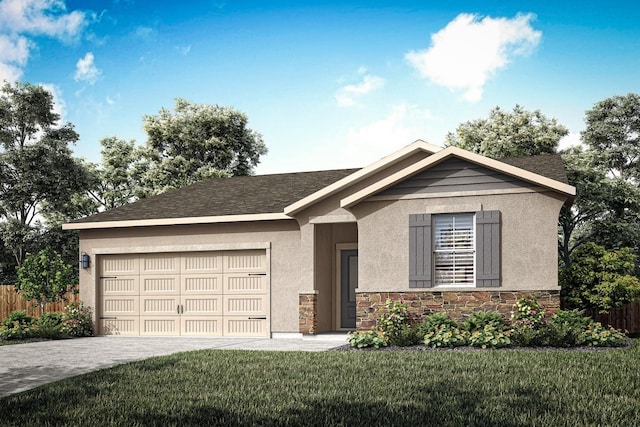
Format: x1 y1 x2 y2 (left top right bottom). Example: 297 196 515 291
340 147 576 208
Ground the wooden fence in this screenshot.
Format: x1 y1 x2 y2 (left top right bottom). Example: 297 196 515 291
0 284 79 320
592 302 640 335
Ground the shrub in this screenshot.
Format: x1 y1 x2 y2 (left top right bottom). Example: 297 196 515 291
510 323 546 347
546 309 592 347
580 323 628 347
348 328 388 349
35 312 65 339
423 324 469 348
0 310 36 340
378 299 410 340
390 324 421 347
61 302 94 337
416 312 458 338
463 311 505 331
511 295 546 328
468 325 511 349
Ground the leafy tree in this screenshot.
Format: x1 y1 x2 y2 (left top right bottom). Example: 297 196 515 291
0 82 90 268
582 93 640 182
560 242 640 313
16 247 75 313
445 105 568 158
137 98 267 197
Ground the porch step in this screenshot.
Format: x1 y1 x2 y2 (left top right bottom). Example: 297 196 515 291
302 332 350 342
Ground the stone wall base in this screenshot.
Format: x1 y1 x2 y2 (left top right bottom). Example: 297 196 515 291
299 293 318 334
356 290 560 330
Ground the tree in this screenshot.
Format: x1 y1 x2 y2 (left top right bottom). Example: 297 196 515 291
582 93 640 182
137 98 267 197
560 242 640 313
16 247 75 313
445 105 568 158
0 82 90 268
83 137 142 212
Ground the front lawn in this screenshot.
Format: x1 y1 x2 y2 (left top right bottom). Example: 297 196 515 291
1 342 639 426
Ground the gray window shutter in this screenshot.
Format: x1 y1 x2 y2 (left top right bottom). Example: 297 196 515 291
409 214 432 288
476 210 500 287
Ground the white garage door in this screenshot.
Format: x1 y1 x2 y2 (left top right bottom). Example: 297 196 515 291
98 250 269 337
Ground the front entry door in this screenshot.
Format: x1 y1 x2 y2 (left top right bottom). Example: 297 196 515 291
340 250 358 329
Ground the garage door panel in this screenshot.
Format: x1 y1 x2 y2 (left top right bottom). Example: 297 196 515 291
141 275 180 295
224 294 267 316
224 274 267 295
224 250 266 273
181 316 223 336
141 296 180 315
102 255 139 275
182 252 222 274
101 317 139 336
102 276 139 295
141 316 180 335
141 253 180 275
182 295 221 316
102 296 139 315
224 318 267 337
181 274 222 295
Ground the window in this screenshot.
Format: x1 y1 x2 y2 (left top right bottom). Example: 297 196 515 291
433 214 475 286
409 211 500 288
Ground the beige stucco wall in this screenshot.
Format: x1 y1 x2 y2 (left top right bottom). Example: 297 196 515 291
349 191 567 292
78 220 302 333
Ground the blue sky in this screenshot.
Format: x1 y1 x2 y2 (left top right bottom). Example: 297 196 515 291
2 0 640 173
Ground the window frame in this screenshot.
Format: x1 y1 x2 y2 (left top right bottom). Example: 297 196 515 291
432 213 476 287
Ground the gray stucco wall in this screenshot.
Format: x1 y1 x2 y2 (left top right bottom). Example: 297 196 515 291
349 191 566 292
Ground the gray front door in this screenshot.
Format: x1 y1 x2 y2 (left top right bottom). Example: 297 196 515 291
340 249 358 329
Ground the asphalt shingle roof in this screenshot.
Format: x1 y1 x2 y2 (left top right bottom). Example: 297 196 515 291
72 153 569 224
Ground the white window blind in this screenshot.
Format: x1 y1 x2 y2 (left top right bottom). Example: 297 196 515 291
433 213 475 286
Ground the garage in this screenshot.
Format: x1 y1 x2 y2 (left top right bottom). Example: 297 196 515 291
98 250 269 337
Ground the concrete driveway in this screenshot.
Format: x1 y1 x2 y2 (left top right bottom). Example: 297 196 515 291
0 335 346 398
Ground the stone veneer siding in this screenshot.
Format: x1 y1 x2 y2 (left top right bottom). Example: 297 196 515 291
299 293 318 334
356 290 560 330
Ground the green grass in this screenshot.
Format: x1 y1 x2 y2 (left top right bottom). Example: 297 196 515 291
2 342 640 426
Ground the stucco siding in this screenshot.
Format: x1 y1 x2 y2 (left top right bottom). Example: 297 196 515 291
350 192 565 292
79 220 302 333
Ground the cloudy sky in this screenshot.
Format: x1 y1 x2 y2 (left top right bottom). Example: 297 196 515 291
2 0 639 173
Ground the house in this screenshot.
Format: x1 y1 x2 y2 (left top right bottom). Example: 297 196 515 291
63 140 576 337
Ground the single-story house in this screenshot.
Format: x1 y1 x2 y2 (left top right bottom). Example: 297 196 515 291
63 140 576 337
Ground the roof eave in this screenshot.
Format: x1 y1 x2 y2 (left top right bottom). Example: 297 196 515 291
63 212 292 230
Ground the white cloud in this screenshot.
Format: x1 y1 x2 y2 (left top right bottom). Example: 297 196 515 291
406 13 541 102
177 45 192 56
344 104 434 160
74 52 101 84
558 131 583 151
335 74 385 107
0 0 92 82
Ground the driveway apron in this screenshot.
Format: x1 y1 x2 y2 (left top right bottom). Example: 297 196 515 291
0 336 345 398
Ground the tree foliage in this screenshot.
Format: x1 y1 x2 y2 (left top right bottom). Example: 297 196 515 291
16 247 75 313
444 105 568 158
582 93 640 182
0 82 89 268
137 99 267 197
560 243 640 313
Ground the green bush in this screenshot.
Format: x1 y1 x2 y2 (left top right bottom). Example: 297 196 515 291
468 324 511 349
416 312 458 338
0 310 36 340
390 324 421 347
546 309 592 347
510 323 546 347
348 328 388 348
378 299 410 341
511 295 546 328
423 324 469 348
580 323 628 347
35 312 65 339
61 302 94 337
463 311 505 331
